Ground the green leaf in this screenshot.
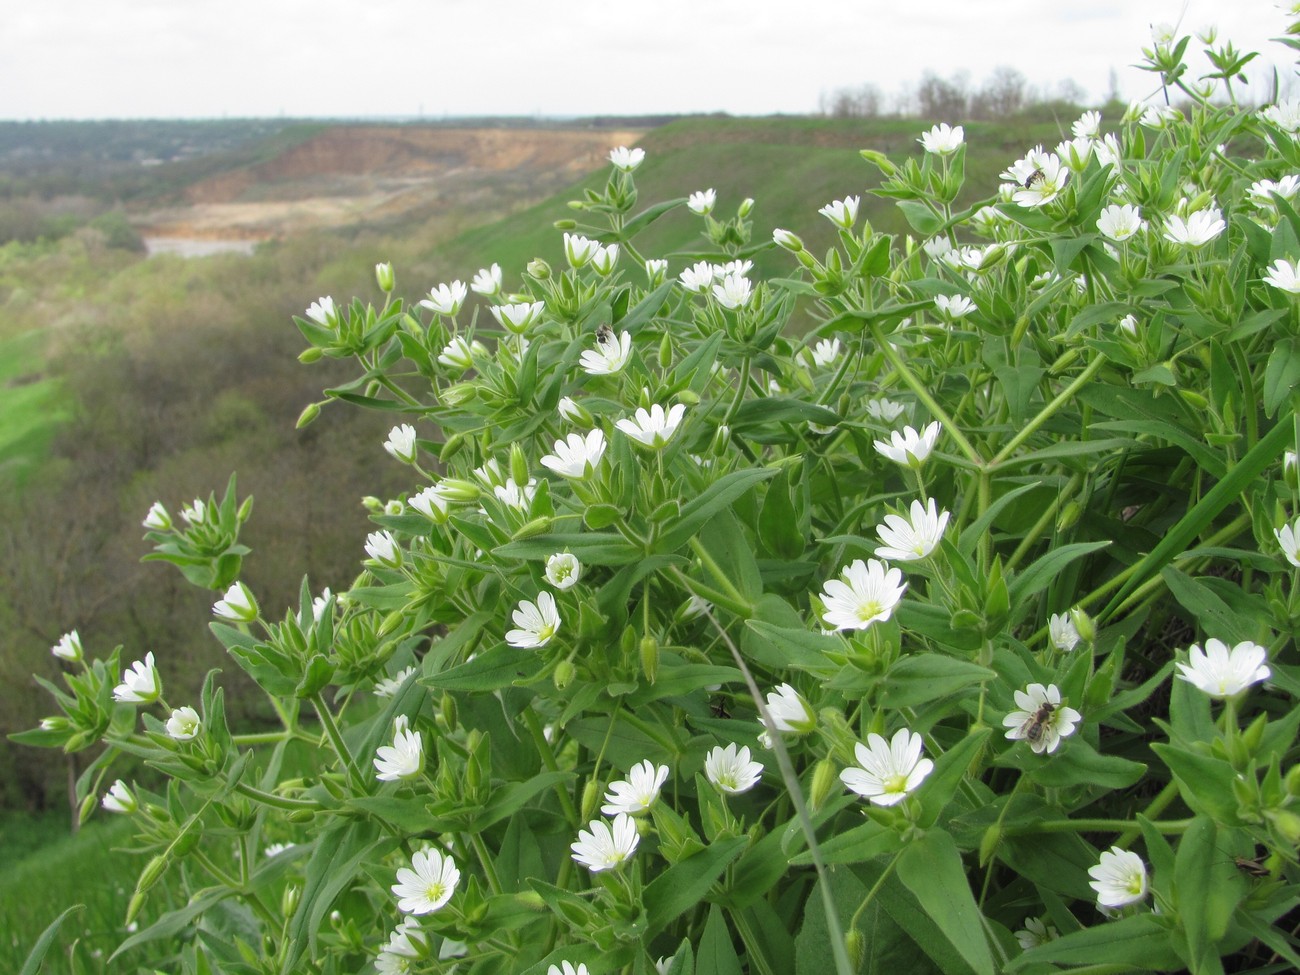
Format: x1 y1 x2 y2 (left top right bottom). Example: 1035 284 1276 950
1026 736 1146 789
644 836 748 935
1008 541 1111 603
742 619 841 675
475 770 574 831
1265 338 1300 417
421 643 543 692
495 531 642 566
879 655 995 708
1007 913 1183 972
698 904 744 975
896 831 994 975
759 467 804 560
897 200 942 235
21 904 84 975
918 728 991 829
956 483 1038 558
110 889 232 963
1175 816 1245 967
1161 566 1255 645
625 664 744 706
656 468 778 554
792 817 903 866
1151 743 1241 825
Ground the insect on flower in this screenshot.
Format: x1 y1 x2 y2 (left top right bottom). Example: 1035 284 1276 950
1023 168 1046 189
1018 700 1056 746
595 323 613 344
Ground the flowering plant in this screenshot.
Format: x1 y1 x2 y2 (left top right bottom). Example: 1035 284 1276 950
19 19 1300 975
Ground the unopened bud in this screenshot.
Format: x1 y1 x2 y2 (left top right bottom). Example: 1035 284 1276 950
78 794 98 826
436 478 480 502
137 854 170 895
773 228 804 252
640 635 659 685
527 258 552 281
375 262 395 293
1057 500 1082 532
554 659 576 690
1269 808 1300 845
845 928 865 971
677 389 700 407
1069 606 1096 644
513 516 554 540
298 347 324 363
1285 451 1299 490
125 891 147 926
810 758 838 812
738 197 755 218
441 692 458 732
580 779 601 821
553 219 577 230
659 331 672 370
281 884 300 919
296 401 321 428
441 382 478 407
979 824 1002 865
510 443 530 488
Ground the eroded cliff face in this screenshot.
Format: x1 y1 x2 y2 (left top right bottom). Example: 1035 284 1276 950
137 126 642 242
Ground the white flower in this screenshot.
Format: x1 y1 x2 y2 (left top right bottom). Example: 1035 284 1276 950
471 263 503 296
493 477 536 512
375 715 424 781
1049 613 1081 652
164 705 201 740
1055 136 1094 172
820 558 907 631
1264 259 1300 294
591 243 620 276
923 237 953 261
1261 98 1300 135
379 917 427 963
806 338 841 369
874 421 942 468
716 259 752 278
645 258 669 284
772 228 803 251
1118 314 1139 337
616 403 687 450
545 552 582 590
819 196 860 229
365 530 402 569
571 813 640 872
762 683 816 735
212 581 258 623
601 759 670 815
1277 518 1300 566
102 780 136 814
713 272 753 310
1175 638 1270 698
1072 110 1102 140
490 300 545 335
392 847 460 914
678 261 716 293
970 206 1005 235
52 630 83 662
1015 916 1059 949
384 424 419 464
384 499 405 517
1140 105 1181 129
547 964 590 975
419 281 467 316
180 499 207 525
1097 204 1145 242
114 651 161 704
1088 847 1148 908
541 430 607 479
1248 175 1300 208
438 336 476 371
373 666 418 699
919 123 964 155
687 188 716 214
557 396 586 424
1003 683 1082 754
506 591 560 648
579 329 632 375
142 502 172 531
1013 154 1069 208
563 233 600 269
409 485 450 522
704 743 764 795
681 594 713 620
1164 208 1225 247
934 293 975 320
1093 133 1122 168
874 499 949 561
865 398 906 423
840 728 934 806
305 296 337 327
311 588 333 622
609 145 645 171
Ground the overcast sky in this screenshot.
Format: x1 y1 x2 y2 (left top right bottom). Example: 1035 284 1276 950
1 1 1292 120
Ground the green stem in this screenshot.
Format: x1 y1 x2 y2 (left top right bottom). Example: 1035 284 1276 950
310 692 366 791
522 707 579 827
1006 817 1193 835
1116 781 1180 847
989 355 1107 468
689 536 754 615
233 781 322 812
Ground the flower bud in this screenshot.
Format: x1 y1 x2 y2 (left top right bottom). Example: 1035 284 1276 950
845 928 865 972
375 262 395 293
281 884 300 919
1057 500 1082 532
137 854 170 895
1269 808 1300 845
125 891 147 926
553 659 576 690
640 635 659 685
1285 451 1299 490
553 219 577 230
512 516 554 540
78 793 98 825
580 779 601 821
810 758 838 812
298 347 324 363
979 823 1002 866
677 389 700 406
440 691 458 732
296 401 321 428
437 478 481 502
527 258 552 281
659 331 672 370
773 228 804 252
441 382 478 407
738 198 755 218
1069 606 1096 644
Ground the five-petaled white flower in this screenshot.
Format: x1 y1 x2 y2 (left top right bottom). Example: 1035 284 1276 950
1164 208 1225 247
142 502 172 531
541 430 607 479
609 145 645 171
1072 110 1102 140
365 530 403 569
678 261 716 293
373 666 418 699
1264 259 1300 294
471 263 503 296
493 477 536 512
166 706 201 740
571 813 640 872
409 485 450 523
212 581 258 623
305 296 337 327
840 728 934 806
1261 98 1300 135
490 300 545 335
687 188 716 214
591 243 619 276
713 272 753 310
438 336 476 371
705 743 764 795
874 421 942 468
114 651 161 704
563 233 600 269
616 403 687 450
378 917 427 968
419 281 467 317
874 499 949 561
762 683 817 735
545 552 582 590
819 196 860 229
312 587 334 622
934 293 975 320
392 847 460 914
601 759 670 815
375 715 425 781
1097 204 1145 242
919 123 964 155
579 329 632 375
1014 154 1069 207
1049 613 1081 652
1276 517 1300 566
1088 847 1148 908
1175 639 1270 698
548 964 590 975
1015 916 1059 949
806 338 841 369
506 592 561 648
1003 683 1081 754
102 780 136 814
52 630 83 662
865 398 906 423
385 424 419 464
1248 175 1300 209
820 558 907 630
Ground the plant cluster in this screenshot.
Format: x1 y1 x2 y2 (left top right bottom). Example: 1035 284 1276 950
17 16 1300 975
